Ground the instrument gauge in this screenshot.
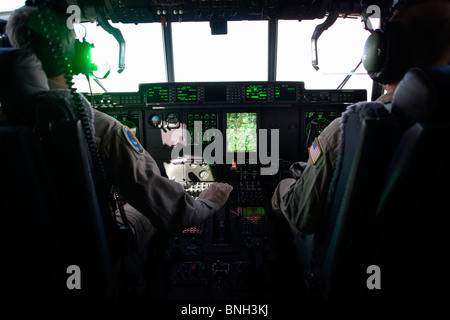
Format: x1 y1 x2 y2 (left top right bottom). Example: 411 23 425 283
166 113 180 128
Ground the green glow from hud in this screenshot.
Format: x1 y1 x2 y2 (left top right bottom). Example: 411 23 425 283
245 85 267 101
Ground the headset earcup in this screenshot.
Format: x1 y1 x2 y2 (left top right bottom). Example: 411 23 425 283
362 29 386 73
363 22 409 84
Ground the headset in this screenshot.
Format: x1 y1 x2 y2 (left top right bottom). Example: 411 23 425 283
71 38 97 75
361 0 416 84
1 2 96 76
362 21 410 84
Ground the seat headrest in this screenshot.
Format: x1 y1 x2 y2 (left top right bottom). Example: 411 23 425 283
392 65 450 128
0 48 49 123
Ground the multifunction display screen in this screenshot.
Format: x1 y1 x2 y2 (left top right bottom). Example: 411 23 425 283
226 112 257 153
145 86 169 103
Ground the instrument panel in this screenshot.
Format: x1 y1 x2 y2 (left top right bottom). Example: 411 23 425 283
85 81 365 300
88 81 365 171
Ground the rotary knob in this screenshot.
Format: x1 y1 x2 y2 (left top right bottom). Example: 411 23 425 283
199 170 209 180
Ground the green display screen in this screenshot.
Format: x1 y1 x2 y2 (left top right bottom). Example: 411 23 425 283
176 85 198 102
304 110 338 139
245 85 267 101
243 206 265 217
146 86 169 103
274 84 297 101
111 113 141 141
226 112 257 153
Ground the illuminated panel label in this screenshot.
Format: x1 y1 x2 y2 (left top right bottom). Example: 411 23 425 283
245 85 267 101
243 206 265 217
146 86 169 103
274 84 297 101
176 85 198 103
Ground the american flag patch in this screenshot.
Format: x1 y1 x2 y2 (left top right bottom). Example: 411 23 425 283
308 138 322 165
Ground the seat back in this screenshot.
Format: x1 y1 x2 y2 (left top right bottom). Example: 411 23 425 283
311 101 400 300
368 65 450 301
390 65 450 130
0 126 66 299
0 48 117 299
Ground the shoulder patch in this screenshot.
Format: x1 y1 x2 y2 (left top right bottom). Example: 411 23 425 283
122 126 144 155
308 137 322 165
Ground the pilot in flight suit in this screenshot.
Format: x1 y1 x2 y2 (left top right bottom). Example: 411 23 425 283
7 5 233 253
48 79 231 252
272 0 450 235
271 94 392 234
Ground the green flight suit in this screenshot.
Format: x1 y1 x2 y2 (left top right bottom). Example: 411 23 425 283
272 91 394 234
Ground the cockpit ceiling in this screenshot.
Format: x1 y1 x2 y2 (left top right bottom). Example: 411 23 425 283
62 0 391 24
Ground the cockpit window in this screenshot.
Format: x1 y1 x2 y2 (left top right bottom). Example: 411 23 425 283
172 20 268 82
73 22 166 93
277 17 375 97
0 0 23 12
1 1 376 96
71 17 373 94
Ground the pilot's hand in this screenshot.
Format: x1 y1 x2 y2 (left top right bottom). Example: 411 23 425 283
198 182 233 212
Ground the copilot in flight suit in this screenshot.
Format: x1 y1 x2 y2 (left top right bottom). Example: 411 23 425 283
48 79 216 252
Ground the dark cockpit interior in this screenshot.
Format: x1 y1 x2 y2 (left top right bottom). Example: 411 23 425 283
1 0 449 310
